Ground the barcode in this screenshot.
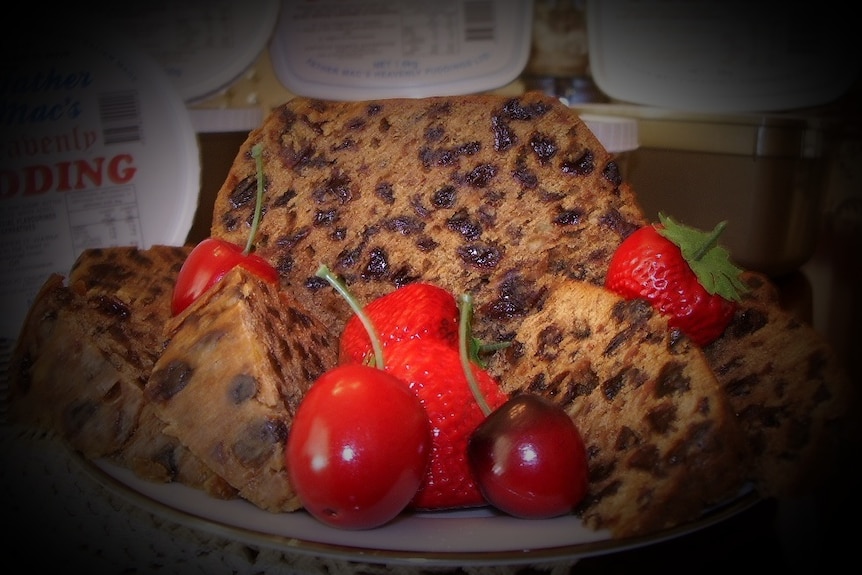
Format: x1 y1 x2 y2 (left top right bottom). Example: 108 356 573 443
463 0 495 41
99 91 142 145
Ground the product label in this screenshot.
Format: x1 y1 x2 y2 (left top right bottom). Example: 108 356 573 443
273 0 531 98
0 69 145 339
0 34 198 342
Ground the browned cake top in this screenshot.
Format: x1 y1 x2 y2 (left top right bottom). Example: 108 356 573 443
210 92 647 341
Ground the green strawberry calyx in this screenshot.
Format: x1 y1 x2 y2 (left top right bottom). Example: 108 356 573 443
656 212 748 302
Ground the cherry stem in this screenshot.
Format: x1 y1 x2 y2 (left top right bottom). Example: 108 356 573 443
245 143 265 257
315 264 385 370
458 293 492 417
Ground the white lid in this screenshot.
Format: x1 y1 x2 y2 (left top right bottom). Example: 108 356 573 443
579 114 639 153
586 0 861 113
0 27 200 341
270 0 533 100
106 1 281 103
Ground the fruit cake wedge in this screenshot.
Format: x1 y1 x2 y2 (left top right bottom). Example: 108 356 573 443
492 279 751 538
704 272 858 499
8 273 148 457
209 92 647 343
145 265 337 512
7 245 236 498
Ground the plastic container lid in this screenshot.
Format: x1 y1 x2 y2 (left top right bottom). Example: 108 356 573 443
270 0 533 100
106 1 281 103
579 114 639 153
0 26 200 341
572 103 825 159
586 0 861 113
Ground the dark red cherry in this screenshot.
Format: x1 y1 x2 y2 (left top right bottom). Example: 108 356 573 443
467 393 588 519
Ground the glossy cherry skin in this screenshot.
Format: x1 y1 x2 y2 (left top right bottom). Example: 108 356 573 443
467 394 588 519
171 237 278 315
285 364 431 530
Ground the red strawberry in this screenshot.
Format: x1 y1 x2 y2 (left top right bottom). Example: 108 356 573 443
339 283 459 364
383 337 509 510
605 214 748 347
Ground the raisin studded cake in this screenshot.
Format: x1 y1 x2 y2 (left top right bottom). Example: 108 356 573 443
210 92 647 343
490 279 751 537
7 245 235 498
208 92 854 535
8 273 147 457
145 265 337 512
704 272 858 499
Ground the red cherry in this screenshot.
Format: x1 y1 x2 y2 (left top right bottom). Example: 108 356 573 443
285 364 431 530
171 237 278 315
467 394 588 519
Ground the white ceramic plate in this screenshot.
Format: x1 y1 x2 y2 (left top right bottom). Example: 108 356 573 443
88 457 758 567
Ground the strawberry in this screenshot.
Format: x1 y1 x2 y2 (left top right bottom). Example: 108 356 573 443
339 282 459 365
605 213 748 347
383 337 509 510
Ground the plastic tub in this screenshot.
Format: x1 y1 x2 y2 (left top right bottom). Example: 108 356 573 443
573 104 831 277
585 0 861 113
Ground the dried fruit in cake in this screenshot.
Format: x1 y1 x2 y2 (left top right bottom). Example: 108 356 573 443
7 274 147 457
7 245 235 498
209 92 646 343
704 271 858 499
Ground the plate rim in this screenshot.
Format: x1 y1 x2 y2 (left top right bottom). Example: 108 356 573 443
79 452 760 567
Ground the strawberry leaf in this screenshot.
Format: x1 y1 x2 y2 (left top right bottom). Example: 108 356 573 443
656 213 748 302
